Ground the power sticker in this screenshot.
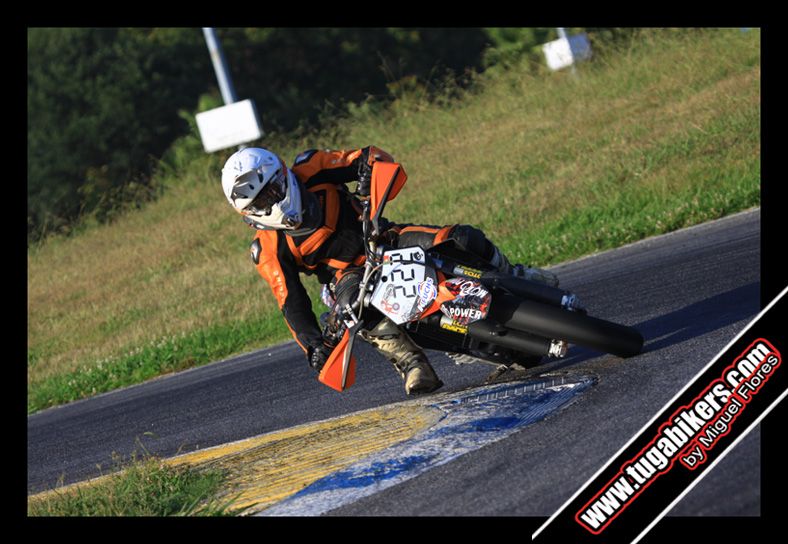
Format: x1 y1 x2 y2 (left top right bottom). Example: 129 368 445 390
439 278 491 325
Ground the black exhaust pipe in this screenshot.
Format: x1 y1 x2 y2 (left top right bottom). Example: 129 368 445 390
489 293 644 358
467 319 552 356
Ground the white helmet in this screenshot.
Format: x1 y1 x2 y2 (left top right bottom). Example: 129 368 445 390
221 147 303 230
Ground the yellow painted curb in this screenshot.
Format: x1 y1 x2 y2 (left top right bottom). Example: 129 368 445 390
29 403 444 516
167 404 443 514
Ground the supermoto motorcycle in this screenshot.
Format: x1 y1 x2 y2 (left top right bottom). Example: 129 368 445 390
318 161 644 391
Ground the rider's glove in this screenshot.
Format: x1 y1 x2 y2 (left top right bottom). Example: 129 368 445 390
308 342 334 373
356 146 394 198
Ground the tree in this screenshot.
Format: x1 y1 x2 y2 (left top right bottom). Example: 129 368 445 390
27 28 211 240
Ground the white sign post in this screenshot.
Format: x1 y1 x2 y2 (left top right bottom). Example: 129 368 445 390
200 28 264 153
195 99 264 153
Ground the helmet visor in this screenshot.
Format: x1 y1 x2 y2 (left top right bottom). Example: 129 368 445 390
247 171 286 215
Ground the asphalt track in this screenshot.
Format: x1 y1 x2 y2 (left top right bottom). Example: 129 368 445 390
27 208 762 518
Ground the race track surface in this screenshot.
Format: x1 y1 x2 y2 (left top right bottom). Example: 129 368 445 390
28 209 762 518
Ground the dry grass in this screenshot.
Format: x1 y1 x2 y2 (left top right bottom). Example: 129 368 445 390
28 165 276 380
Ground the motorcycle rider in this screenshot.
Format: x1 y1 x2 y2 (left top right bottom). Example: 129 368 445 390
221 146 558 395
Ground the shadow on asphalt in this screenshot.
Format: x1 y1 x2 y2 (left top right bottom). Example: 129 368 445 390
636 281 760 353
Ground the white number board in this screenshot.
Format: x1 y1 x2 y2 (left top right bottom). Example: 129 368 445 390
370 247 436 325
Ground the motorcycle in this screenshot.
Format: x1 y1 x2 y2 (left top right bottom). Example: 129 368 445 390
318 161 644 391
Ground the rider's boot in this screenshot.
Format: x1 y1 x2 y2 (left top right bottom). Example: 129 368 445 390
362 318 443 395
489 246 559 287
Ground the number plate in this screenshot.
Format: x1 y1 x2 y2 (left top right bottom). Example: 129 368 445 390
370 247 436 325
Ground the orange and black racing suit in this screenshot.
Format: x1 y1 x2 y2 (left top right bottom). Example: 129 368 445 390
249 146 503 362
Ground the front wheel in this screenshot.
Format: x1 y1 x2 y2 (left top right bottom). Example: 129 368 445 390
488 293 644 358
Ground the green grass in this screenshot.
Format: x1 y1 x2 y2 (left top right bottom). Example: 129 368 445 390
27 453 237 516
27 28 760 414
28 316 289 412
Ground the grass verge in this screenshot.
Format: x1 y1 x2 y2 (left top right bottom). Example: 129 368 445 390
27 452 237 516
27 315 289 413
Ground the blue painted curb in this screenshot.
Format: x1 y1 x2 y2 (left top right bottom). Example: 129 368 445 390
260 376 595 516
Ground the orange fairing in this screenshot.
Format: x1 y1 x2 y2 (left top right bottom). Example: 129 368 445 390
370 161 407 220
319 329 357 392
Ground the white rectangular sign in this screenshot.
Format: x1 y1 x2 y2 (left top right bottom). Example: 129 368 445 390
543 33 592 71
195 99 264 153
